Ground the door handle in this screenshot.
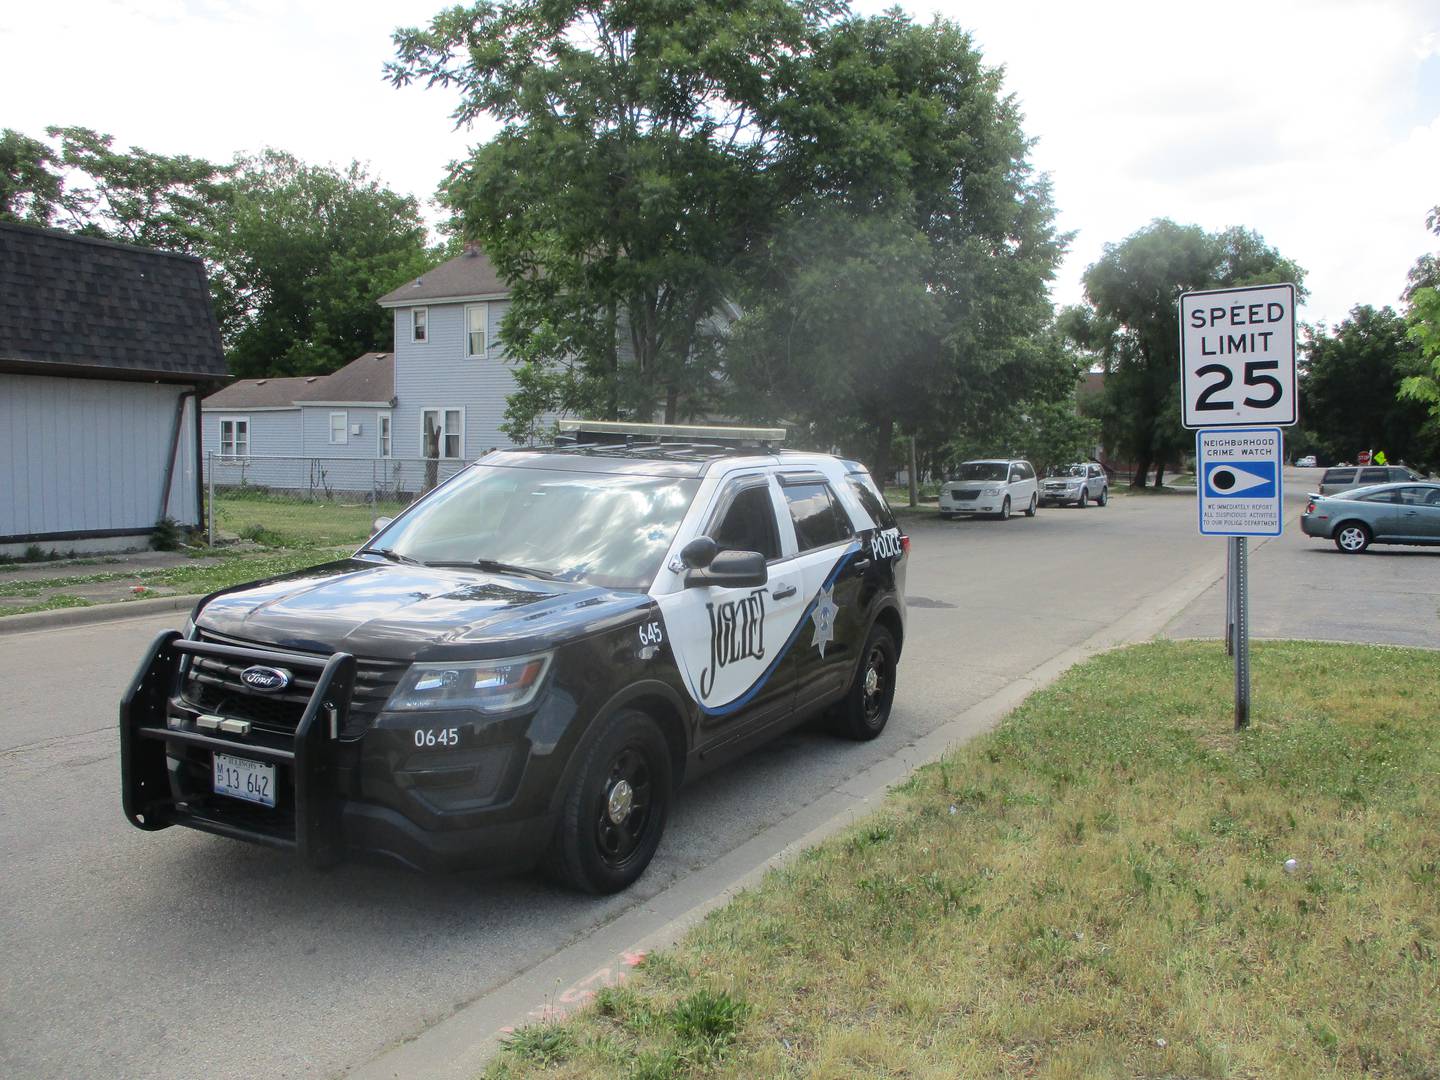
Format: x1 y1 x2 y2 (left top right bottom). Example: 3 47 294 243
852 558 872 570
772 584 797 600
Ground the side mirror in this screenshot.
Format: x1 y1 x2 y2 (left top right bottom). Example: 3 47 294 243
685 549 767 589
680 536 719 569
372 516 393 535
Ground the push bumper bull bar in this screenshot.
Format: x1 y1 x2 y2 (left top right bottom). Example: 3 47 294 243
119 630 357 867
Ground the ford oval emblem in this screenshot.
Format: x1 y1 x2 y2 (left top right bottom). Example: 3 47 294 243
240 665 291 693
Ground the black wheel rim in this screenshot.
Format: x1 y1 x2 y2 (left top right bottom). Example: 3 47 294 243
594 745 654 869
862 642 890 726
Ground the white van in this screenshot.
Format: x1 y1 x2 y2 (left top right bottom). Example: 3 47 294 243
939 459 1038 520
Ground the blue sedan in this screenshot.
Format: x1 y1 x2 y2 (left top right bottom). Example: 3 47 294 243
1301 482 1440 553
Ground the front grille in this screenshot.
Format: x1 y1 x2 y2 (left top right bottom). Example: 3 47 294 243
951 490 980 501
182 631 405 739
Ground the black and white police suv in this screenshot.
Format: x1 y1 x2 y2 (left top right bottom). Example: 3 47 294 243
120 422 908 893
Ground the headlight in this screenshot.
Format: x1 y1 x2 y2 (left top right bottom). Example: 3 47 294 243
385 653 552 713
982 486 1001 495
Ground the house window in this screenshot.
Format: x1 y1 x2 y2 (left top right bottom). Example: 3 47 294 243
378 414 392 458
329 411 348 445
412 307 428 343
466 303 488 357
219 418 249 458
420 408 464 459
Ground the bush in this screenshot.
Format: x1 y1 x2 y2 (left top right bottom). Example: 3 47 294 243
151 517 182 551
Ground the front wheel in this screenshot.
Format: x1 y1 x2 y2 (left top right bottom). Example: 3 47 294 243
548 709 672 894
1334 522 1372 554
831 624 898 741
1097 486 1108 507
1077 488 1089 508
998 497 1011 521
1025 494 1037 517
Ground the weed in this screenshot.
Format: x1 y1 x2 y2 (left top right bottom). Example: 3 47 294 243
500 1024 575 1065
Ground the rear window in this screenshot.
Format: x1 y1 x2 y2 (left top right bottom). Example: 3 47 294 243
1321 468 1356 483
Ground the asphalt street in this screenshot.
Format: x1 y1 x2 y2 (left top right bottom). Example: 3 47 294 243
2 480 1426 1079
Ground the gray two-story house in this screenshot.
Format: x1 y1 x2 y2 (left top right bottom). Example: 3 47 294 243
203 246 547 493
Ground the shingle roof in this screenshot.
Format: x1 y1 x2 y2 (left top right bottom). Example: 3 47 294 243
0 221 227 381
203 352 394 409
376 244 509 306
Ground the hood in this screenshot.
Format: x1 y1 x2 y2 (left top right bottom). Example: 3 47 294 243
195 558 653 661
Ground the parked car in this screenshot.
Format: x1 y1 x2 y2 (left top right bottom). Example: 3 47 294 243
1301 481 1440 553
938 459 1038 519
119 421 908 893
1295 455 1317 468
1318 465 1423 496
1039 462 1109 508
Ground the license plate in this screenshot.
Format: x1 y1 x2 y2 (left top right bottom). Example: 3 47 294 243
213 752 276 808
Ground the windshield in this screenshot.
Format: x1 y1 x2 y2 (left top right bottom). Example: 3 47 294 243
1047 465 1086 478
371 465 699 589
953 462 1008 482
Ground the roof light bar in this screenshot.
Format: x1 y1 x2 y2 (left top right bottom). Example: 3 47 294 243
556 420 786 445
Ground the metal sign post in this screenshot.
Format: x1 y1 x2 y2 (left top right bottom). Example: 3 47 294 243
1232 536 1250 728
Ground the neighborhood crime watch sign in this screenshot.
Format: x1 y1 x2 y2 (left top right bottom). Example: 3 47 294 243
1180 283 1297 429
1196 427 1284 536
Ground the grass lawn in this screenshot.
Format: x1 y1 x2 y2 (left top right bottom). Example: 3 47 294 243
0 549 348 608
212 490 411 548
487 640 1439 1079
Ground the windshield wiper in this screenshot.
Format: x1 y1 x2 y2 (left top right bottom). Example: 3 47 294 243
356 547 425 566
428 559 556 580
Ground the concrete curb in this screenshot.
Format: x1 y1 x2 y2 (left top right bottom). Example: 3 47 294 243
347 546 1229 1080
0 593 199 636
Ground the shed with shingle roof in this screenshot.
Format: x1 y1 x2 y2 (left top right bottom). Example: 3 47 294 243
0 221 228 552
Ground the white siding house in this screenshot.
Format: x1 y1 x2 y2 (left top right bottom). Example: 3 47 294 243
0 222 227 554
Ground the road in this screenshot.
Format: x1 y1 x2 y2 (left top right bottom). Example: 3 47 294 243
0 487 1356 1080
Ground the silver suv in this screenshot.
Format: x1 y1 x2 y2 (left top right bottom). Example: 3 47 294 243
938 459 1038 520
1318 465 1422 496
1040 462 1109 508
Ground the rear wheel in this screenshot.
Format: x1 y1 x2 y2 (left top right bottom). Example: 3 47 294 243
548 709 671 894
1334 522 1371 554
998 497 1011 521
831 624 897 741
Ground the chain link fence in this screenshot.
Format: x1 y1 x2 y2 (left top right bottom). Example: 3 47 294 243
205 454 467 548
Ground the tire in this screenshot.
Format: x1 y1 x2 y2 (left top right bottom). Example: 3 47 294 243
547 709 671 894
1077 488 1088 508
1097 486 1108 507
998 497 1011 521
940 512 954 520
1025 494 1037 517
1333 522 1372 554
831 624 898 741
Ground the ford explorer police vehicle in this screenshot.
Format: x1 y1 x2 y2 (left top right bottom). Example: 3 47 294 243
120 422 908 893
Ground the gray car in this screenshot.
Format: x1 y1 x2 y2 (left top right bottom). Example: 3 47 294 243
1300 482 1440 553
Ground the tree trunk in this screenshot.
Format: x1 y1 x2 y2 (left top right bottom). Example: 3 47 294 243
664 386 679 424
1153 459 1165 487
1131 451 1151 488
873 416 895 492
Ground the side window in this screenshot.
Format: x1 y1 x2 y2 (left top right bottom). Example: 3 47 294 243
1009 466 1023 483
1395 486 1435 506
1358 489 1400 504
783 482 853 552
846 475 897 530
1359 468 1388 484
1019 462 1035 480
709 484 781 561
1323 469 1355 484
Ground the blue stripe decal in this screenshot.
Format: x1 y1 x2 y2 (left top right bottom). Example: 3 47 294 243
695 541 862 718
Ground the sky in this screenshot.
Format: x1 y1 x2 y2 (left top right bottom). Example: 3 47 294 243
3 0 1438 330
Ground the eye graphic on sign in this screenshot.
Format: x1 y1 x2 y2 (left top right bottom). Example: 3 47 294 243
1204 463 1275 498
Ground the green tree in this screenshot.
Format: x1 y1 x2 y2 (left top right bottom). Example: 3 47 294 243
1399 205 1440 429
0 128 68 225
1074 220 1305 487
723 10 1066 481
390 0 832 437
1303 305 1437 467
217 151 433 377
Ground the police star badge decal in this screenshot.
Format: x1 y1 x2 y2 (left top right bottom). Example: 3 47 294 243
810 584 838 657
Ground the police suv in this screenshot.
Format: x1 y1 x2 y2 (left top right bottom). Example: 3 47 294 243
121 422 908 893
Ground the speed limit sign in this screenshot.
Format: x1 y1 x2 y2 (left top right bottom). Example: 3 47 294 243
1179 283 1297 429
